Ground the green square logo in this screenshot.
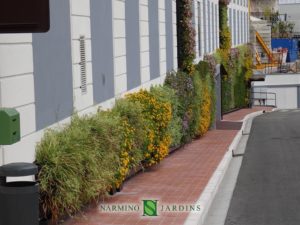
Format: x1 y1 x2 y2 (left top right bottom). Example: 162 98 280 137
143 200 158 216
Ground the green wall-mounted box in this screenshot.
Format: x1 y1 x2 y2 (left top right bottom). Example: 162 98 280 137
0 108 20 145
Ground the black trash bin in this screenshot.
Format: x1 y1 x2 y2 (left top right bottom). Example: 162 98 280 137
0 162 39 225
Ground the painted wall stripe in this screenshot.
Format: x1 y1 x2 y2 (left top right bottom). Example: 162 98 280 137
149 0 160 79
33 0 73 130
91 0 115 103
126 0 141 90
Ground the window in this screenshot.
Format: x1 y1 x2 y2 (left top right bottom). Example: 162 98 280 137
212 2 214 51
203 0 207 53
233 9 236 46
197 1 201 56
215 4 218 49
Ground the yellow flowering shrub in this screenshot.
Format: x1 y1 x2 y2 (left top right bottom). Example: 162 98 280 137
198 85 212 136
115 120 134 188
127 90 172 167
111 99 145 188
193 61 216 137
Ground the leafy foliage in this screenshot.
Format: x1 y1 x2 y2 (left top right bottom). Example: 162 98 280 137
165 71 195 142
216 45 253 112
177 0 196 74
219 3 231 50
110 99 146 188
36 115 121 221
127 90 172 167
150 86 183 147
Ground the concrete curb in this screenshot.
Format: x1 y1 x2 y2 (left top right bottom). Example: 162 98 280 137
184 110 266 225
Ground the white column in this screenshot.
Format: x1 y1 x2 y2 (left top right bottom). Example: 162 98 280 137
139 0 150 83
172 0 178 69
70 0 94 111
159 0 167 76
113 0 127 96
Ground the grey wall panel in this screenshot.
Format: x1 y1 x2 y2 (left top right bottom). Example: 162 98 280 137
91 0 115 103
126 0 141 90
33 0 73 131
165 0 174 72
149 0 160 79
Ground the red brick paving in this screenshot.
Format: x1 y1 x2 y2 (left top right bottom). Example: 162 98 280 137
222 107 273 121
64 107 268 225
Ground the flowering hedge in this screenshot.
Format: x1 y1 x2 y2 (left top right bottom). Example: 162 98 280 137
36 64 216 222
36 1 221 221
110 99 146 189
127 90 172 167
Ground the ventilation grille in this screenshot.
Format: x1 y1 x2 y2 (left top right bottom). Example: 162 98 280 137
79 36 87 94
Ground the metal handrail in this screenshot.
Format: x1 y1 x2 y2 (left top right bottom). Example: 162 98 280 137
250 91 277 107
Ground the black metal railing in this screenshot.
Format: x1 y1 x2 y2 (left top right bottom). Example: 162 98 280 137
250 91 277 107
255 50 300 74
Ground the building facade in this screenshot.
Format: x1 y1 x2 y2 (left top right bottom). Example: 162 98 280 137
279 0 300 35
0 0 177 165
0 0 250 166
228 0 250 47
193 0 250 62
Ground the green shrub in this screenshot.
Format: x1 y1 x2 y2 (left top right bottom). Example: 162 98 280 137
176 0 196 74
150 86 183 147
193 61 216 136
36 68 218 223
216 45 252 112
110 99 146 187
165 71 195 142
36 114 121 221
219 3 231 50
190 70 202 136
126 90 172 167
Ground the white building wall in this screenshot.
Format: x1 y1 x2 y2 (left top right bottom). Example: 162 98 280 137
279 3 300 34
70 0 94 112
0 34 37 165
173 0 178 70
252 74 300 109
271 87 298 108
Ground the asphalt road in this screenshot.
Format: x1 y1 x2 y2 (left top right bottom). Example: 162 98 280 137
225 110 300 225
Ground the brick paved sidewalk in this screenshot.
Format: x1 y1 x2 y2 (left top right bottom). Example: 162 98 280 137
222 106 273 121
64 107 271 225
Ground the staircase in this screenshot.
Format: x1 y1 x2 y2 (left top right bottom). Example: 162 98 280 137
256 31 274 63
